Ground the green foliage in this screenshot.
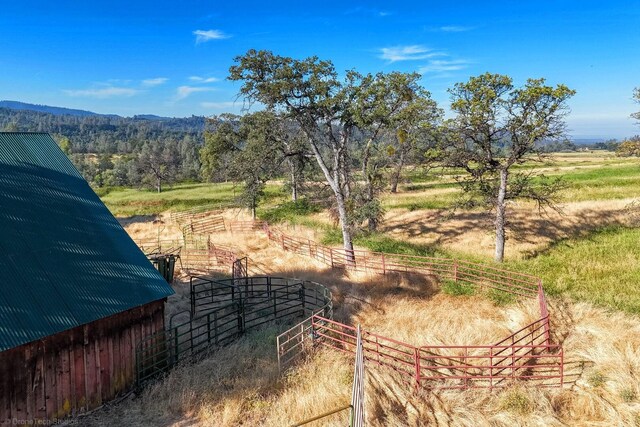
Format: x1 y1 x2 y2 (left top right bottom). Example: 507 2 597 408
258 199 322 223
486 288 517 306
441 73 576 261
0 107 205 153
441 280 476 296
201 112 288 216
229 49 441 247
56 136 72 155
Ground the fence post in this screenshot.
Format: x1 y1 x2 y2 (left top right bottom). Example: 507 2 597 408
273 287 278 318
511 335 516 380
464 347 469 389
277 334 282 373
281 233 286 250
238 302 245 335
414 348 421 391
381 253 386 275
174 330 180 365
454 260 458 282
330 249 334 268
214 311 219 345
489 347 493 389
559 347 564 388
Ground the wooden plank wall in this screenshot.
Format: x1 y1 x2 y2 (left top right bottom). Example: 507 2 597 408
0 300 165 423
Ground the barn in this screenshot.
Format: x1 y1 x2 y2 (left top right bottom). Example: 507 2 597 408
0 132 174 422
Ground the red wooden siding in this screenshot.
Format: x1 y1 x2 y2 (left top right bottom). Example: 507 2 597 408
0 300 165 423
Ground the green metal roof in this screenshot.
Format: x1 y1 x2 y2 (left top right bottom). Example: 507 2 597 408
0 132 174 351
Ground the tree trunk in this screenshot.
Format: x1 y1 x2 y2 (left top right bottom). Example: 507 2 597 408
156 177 162 193
390 149 406 193
335 192 355 263
251 197 257 220
494 169 508 262
291 172 298 202
302 128 354 261
286 157 299 202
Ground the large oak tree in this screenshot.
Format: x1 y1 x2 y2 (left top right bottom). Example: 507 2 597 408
229 50 439 256
440 73 575 262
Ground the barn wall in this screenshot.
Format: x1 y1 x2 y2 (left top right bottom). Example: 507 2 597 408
0 300 165 423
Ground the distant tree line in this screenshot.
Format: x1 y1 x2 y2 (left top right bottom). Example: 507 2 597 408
1 108 205 190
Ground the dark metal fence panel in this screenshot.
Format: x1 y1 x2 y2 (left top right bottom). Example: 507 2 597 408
137 277 333 387
135 302 242 387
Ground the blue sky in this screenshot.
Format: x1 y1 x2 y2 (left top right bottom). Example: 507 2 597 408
1 1 639 138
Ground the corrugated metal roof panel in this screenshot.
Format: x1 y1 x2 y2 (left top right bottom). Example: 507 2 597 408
0 132 174 351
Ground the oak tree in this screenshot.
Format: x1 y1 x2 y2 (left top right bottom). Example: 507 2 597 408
440 73 575 262
229 50 439 253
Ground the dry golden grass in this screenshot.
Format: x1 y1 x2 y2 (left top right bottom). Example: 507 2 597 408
380 198 634 260
92 214 640 427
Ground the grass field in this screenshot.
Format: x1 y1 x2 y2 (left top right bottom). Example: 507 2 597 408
99 182 285 216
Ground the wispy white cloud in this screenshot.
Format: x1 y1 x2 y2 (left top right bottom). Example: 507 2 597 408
438 25 474 32
378 45 444 62
201 101 237 109
344 7 392 17
189 76 220 83
142 77 168 87
193 29 230 43
176 86 215 100
64 86 140 98
419 59 470 74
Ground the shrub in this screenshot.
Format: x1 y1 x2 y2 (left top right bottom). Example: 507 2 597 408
620 388 637 403
587 371 606 388
500 389 533 415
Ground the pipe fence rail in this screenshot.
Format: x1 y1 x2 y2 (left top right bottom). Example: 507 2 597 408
308 315 563 390
169 203 236 224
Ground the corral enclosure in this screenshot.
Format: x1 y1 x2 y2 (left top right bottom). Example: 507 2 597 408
82 201 640 427
0 133 174 422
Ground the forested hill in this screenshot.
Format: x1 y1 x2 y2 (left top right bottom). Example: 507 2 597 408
0 104 206 153
0 100 103 117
